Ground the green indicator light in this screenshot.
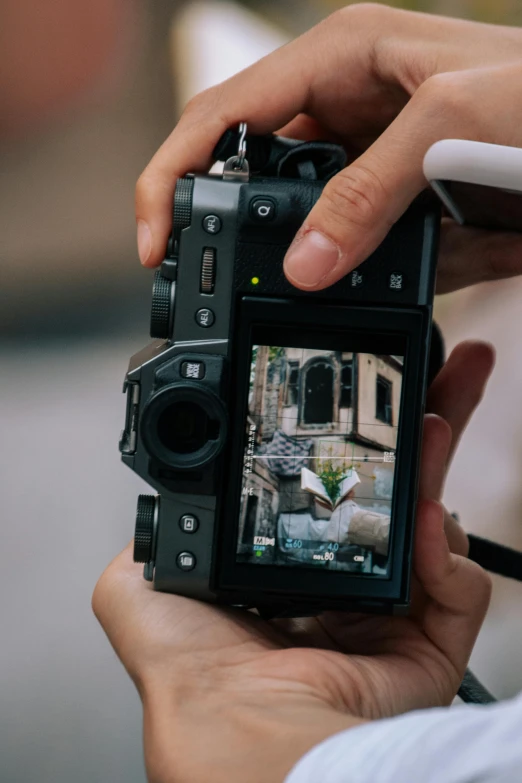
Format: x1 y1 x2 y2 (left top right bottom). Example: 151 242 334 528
256 550 263 557
251 276 260 285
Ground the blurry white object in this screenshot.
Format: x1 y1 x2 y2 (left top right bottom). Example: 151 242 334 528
170 1 288 113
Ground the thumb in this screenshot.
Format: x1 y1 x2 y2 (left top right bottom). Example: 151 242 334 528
282 142 426 290
282 74 475 290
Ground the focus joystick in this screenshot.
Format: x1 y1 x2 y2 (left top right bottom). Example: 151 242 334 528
133 494 157 563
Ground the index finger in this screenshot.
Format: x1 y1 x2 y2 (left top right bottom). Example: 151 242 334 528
134 4 395 267
135 39 320 267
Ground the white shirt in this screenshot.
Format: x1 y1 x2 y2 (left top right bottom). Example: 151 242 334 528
285 694 522 783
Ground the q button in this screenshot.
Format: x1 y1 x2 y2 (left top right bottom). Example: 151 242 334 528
250 197 277 222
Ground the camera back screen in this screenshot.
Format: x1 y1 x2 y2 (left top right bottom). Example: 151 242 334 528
236 343 404 576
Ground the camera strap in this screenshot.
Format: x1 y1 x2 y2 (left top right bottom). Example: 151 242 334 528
467 534 522 581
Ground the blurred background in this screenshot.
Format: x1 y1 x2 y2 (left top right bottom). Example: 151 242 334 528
2 1 522 781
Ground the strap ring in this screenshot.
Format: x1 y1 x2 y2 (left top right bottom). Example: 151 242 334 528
237 122 248 169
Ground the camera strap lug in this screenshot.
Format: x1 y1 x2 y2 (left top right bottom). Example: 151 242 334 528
223 122 250 182
214 123 347 181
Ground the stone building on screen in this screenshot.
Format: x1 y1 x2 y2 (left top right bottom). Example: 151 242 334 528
237 345 403 552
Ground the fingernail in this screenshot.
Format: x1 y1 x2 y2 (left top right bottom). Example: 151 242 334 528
284 229 341 288
137 220 152 265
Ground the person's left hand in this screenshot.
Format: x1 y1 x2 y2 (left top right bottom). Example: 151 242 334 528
93 340 494 783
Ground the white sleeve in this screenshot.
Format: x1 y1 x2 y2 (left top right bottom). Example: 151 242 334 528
285 694 522 783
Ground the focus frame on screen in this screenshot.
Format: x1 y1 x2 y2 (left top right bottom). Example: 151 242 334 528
214 297 431 609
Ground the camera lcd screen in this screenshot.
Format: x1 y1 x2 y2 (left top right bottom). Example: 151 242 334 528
236 341 405 576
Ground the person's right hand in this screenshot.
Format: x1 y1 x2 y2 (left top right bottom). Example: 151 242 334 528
136 4 522 293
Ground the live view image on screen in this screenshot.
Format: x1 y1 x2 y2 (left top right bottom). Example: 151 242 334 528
236 344 404 575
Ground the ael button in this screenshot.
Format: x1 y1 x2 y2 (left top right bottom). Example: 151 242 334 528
250 197 277 222
195 308 215 328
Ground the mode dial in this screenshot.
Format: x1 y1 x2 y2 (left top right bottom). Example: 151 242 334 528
133 494 157 563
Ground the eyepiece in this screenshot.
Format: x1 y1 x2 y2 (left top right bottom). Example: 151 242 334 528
140 383 227 469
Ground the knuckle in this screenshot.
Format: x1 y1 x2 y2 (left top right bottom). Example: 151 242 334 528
181 84 231 140
469 558 493 600
472 562 493 608
91 558 121 623
416 73 478 131
184 84 228 126
322 164 389 230
91 571 108 621
184 87 214 118
483 569 494 601
336 2 391 26
135 170 153 208
420 72 462 106
477 560 493 591
483 567 493 594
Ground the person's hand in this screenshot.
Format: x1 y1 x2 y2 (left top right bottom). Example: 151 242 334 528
93 341 494 783
135 5 522 293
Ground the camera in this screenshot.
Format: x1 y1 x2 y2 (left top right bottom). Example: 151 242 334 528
119 128 441 617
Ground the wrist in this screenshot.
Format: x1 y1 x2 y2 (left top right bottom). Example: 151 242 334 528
142 680 365 783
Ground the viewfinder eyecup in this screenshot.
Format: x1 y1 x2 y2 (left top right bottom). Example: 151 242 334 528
140 383 227 470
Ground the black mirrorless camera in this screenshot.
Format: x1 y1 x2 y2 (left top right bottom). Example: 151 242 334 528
119 127 441 617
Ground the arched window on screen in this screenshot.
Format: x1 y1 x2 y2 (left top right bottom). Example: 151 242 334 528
302 358 334 425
